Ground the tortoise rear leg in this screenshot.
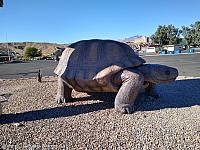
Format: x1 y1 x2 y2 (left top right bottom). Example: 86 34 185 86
114 69 144 114
56 76 73 103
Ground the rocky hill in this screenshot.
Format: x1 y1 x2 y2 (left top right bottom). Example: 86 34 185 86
0 42 66 56
120 35 144 43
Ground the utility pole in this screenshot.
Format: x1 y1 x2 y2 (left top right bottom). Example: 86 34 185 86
6 33 11 61
7 43 10 61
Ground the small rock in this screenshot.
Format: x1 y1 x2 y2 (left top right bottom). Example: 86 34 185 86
13 122 24 127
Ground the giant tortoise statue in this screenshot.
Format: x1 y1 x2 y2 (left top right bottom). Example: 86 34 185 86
54 39 178 114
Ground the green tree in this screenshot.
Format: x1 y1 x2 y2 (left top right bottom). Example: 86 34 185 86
193 21 200 47
151 25 166 45
151 25 180 46
166 25 179 44
180 26 193 48
180 21 200 48
24 47 42 59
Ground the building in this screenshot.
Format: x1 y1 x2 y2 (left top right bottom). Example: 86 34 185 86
163 45 183 52
0 50 15 62
0 55 14 62
126 36 150 44
142 45 160 53
126 36 151 50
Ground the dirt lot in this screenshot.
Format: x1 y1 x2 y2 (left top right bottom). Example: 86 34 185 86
0 76 199 149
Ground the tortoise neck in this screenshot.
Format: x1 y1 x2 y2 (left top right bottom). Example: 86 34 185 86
135 64 153 82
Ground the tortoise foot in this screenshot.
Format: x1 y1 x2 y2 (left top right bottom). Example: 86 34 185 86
56 95 73 103
116 105 135 114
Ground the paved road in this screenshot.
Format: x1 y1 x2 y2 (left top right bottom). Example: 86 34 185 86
0 53 200 79
0 60 58 79
143 53 200 77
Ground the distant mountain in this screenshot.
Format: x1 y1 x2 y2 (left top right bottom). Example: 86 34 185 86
0 42 66 56
120 35 144 42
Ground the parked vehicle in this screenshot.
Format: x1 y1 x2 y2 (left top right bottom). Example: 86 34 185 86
174 49 181 54
167 51 174 54
187 48 195 53
159 50 167 54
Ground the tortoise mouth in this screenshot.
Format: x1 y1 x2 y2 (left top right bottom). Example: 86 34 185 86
154 77 177 83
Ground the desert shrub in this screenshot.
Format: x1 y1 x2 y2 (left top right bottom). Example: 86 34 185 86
24 47 42 59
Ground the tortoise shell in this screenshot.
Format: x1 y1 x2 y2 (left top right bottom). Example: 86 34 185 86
54 39 145 80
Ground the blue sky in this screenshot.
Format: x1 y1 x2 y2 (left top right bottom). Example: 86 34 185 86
0 0 200 44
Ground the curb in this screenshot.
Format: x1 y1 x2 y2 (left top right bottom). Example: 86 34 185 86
0 75 57 81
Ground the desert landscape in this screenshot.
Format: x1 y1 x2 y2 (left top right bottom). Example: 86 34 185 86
0 54 199 149
1 0 200 149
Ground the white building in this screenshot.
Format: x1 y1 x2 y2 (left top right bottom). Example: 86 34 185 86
144 45 160 53
163 45 183 52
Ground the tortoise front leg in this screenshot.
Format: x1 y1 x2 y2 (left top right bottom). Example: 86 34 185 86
114 69 144 114
145 83 159 99
56 76 73 103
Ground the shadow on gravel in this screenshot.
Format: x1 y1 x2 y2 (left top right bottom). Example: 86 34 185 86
0 79 200 124
3 71 38 76
0 93 12 99
136 78 200 111
0 71 39 79
0 95 114 124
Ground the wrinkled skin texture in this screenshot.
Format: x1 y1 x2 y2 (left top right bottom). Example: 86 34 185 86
113 69 144 114
55 39 178 114
56 77 72 103
56 64 178 114
135 64 178 84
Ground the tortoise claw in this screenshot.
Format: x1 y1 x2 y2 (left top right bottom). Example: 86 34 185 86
116 105 135 114
56 95 73 103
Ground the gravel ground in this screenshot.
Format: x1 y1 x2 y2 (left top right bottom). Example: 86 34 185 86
0 76 200 149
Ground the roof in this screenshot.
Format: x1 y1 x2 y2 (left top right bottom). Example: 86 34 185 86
163 44 182 47
0 50 15 56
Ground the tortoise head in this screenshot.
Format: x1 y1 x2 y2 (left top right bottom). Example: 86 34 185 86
138 64 178 83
